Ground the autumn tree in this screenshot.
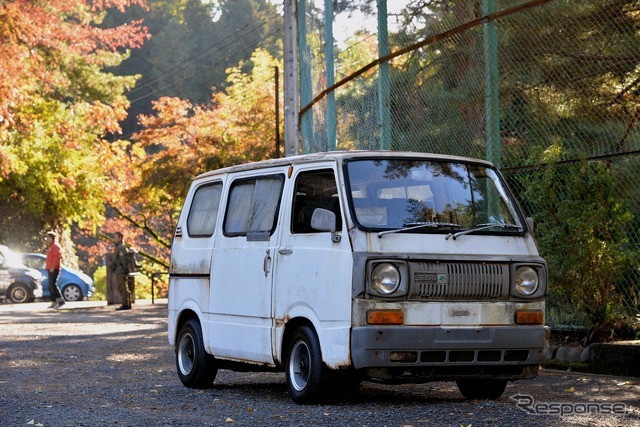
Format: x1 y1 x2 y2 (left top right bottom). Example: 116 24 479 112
0 0 149 256
78 48 282 276
106 0 282 138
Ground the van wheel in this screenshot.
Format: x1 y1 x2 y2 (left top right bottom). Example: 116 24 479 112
8 283 30 304
285 325 327 404
176 319 217 388
456 379 507 400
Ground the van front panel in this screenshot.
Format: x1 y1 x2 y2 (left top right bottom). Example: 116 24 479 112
342 155 546 382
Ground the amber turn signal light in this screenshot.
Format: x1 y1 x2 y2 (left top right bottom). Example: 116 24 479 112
367 310 404 325
515 309 544 325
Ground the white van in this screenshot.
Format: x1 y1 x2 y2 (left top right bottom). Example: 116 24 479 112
168 151 548 403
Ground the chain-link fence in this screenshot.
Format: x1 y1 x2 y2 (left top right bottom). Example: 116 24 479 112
296 0 640 330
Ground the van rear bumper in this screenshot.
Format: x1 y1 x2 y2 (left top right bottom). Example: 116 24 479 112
351 326 546 380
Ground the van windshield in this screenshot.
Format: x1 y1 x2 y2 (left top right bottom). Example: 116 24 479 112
345 158 525 234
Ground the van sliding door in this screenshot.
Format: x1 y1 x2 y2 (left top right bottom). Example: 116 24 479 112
209 172 285 364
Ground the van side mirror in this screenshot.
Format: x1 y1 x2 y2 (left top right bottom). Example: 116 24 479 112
310 208 341 243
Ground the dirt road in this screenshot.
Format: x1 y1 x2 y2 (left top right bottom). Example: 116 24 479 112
1 300 638 426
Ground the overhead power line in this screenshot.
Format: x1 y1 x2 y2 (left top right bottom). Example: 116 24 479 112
126 14 281 102
129 22 282 105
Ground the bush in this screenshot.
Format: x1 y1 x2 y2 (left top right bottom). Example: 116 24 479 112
517 150 632 339
92 265 165 301
93 266 107 301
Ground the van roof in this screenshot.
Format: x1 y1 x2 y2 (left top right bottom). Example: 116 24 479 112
193 150 495 180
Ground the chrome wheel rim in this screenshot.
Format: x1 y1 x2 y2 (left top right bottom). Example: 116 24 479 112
11 286 28 303
177 332 195 376
289 340 310 392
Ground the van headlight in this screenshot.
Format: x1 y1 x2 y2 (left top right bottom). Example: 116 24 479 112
371 263 401 295
514 266 539 296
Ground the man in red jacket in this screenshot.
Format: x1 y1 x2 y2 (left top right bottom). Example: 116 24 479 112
45 231 65 309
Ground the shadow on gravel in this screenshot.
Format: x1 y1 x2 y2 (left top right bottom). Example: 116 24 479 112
2 303 639 426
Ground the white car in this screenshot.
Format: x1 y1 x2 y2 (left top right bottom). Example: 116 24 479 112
0 245 43 303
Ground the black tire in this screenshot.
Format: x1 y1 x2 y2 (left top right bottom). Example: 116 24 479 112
176 319 217 388
456 379 507 400
61 284 83 302
8 283 30 304
285 325 327 404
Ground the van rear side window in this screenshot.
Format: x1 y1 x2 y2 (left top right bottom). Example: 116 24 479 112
187 183 222 237
224 175 284 236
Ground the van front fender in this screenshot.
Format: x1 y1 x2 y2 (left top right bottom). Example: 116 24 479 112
275 304 351 369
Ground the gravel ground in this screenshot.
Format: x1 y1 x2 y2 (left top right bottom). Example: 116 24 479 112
0 301 639 427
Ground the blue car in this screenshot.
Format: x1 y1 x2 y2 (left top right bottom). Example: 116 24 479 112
22 253 94 302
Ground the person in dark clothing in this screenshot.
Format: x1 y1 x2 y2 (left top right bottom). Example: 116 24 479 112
112 232 132 310
45 231 65 309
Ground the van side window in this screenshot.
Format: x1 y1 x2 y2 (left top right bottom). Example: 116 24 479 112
292 170 342 233
224 175 284 236
187 182 223 237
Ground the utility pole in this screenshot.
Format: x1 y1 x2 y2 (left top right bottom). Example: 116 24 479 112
378 0 391 150
324 0 336 151
274 65 280 158
283 0 299 157
483 0 500 167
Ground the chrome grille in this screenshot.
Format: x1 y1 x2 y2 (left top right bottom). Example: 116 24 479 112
410 262 507 300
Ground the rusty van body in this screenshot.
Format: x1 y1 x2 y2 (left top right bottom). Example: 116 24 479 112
168 151 548 403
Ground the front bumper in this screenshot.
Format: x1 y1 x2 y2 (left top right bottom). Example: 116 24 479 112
351 325 546 381
33 283 43 298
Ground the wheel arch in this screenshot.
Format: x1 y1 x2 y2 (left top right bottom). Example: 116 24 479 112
280 317 316 366
277 311 352 369
173 308 201 346
169 296 206 346
9 280 29 288
177 309 200 334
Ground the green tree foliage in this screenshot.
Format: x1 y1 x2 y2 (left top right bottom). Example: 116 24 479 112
497 0 640 164
0 1 148 251
108 0 282 137
78 48 283 277
329 0 639 331
517 147 632 336
495 0 640 332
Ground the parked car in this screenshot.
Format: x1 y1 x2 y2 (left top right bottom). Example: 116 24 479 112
21 253 94 302
0 245 43 304
168 151 547 403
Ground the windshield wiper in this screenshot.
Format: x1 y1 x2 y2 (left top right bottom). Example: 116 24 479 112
445 222 524 240
378 222 462 238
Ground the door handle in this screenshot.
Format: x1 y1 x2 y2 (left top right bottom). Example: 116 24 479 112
263 249 271 277
278 247 293 255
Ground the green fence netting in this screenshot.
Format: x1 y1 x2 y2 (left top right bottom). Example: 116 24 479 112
296 0 640 330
